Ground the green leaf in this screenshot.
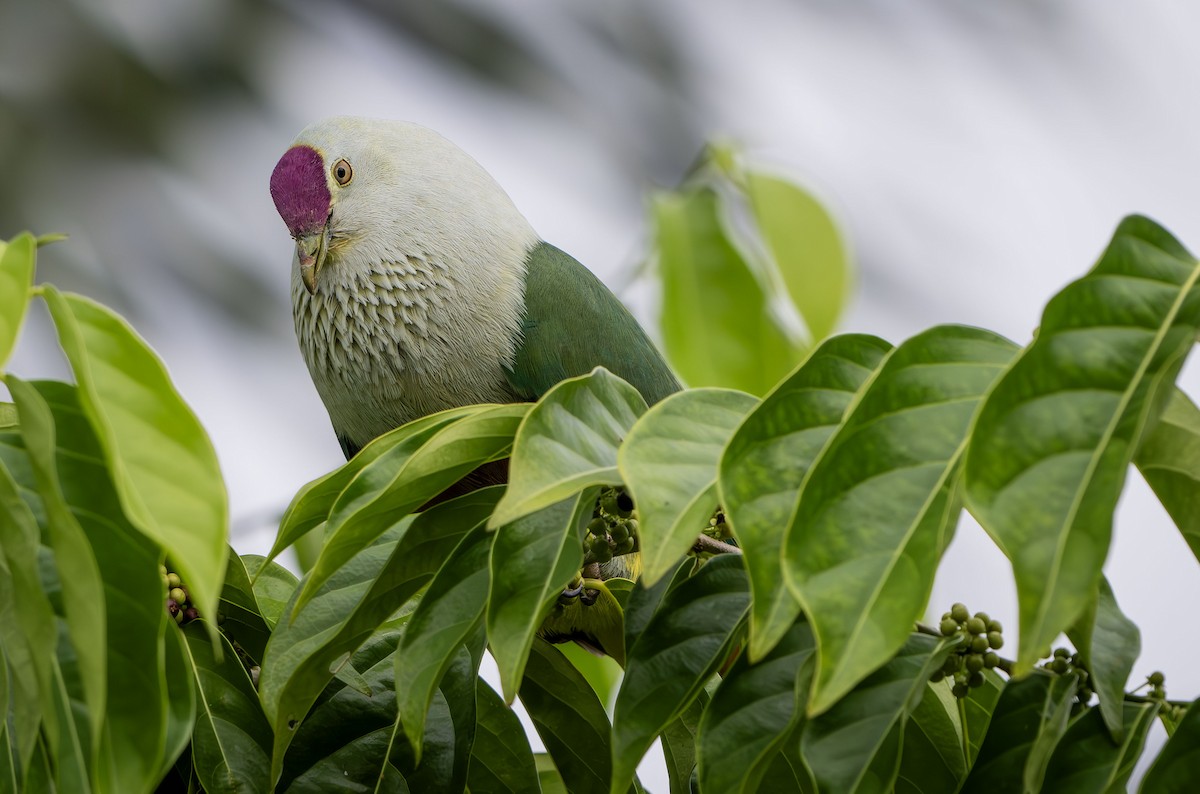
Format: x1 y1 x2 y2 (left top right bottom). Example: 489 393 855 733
622 559 693 660
270 405 486 562
654 186 803 394
611 554 750 794
40 286 228 627
0 402 16 428
961 668 1005 766
1042 701 1158 793
661 692 708 794
492 368 646 527
785 326 1017 712
800 633 956 794
960 672 1078 794
745 171 851 343
394 523 492 756
697 620 817 794
48 654 92 793
215 552 273 664
1066 576 1140 742
720 333 892 660
183 623 273 794
521 639 619 794
260 488 498 783
964 217 1200 673
619 388 758 584
7 378 108 764
1140 698 1200 792
488 493 591 699
895 682 967 794
555 641 623 711
467 678 540 794
159 627 197 784
1136 387 1200 563
297 403 525 612
0 232 35 371
242 554 298 628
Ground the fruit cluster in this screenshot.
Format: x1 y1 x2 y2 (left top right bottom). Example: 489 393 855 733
161 565 199 626
931 602 1004 698
584 487 639 565
703 510 732 541
1041 647 1096 703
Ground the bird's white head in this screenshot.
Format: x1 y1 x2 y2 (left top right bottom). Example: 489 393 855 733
269 116 537 294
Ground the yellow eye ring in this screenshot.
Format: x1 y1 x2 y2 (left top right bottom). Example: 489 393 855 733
332 158 353 186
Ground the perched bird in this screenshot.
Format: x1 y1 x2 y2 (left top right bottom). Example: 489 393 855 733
269 116 679 466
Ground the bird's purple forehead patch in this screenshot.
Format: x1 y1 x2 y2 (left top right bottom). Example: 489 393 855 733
270 145 331 236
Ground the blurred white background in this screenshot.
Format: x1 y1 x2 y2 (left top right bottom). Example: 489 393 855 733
4 0 1199 787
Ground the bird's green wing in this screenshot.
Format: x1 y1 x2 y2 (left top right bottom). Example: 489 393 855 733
505 242 681 404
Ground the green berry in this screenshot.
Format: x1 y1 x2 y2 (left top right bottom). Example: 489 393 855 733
966 617 986 635
1151 685 1166 700
965 654 984 673
929 670 945 683
950 603 970 622
968 671 984 689
987 632 1004 650
173 609 185 624
942 655 962 675
970 635 989 654
158 564 168 576
614 537 635 555
939 617 959 636
588 535 612 563
941 612 951 621
973 611 991 625
169 587 186 604
983 652 1000 669
610 523 630 544
600 492 620 515
987 619 1002 633
166 573 181 588
1149 671 1165 686
1054 647 1070 659
1051 658 1069 675
952 681 969 699
587 517 607 537
626 518 638 535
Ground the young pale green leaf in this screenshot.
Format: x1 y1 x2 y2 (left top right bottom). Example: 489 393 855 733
0 403 16 428
47 656 91 794
556 641 623 710
216 552 273 664
895 682 967 794
260 488 498 783
800 634 956 794
492 368 646 527
298 403 526 613
1135 387 1200 563
467 678 540 794
394 523 492 756
39 286 228 627
8 378 108 762
0 233 35 371
1066 576 1140 743
697 620 817 794
619 388 757 585
960 672 1078 794
1042 701 1158 793
611 554 750 794
520 639 620 794
242 554 298 629
745 172 851 343
654 186 803 394
26 381 176 794
488 493 590 700
270 405 486 562
182 623 273 794
785 326 1017 713
720 333 892 661
1140 698 1200 792
964 217 1200 674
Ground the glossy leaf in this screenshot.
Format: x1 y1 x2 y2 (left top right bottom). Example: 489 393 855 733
960 672 1078 794
298 403 525 612
489 493 590 699
895 682 966 794
521 638 632 794
619 388 757 584
0 233 35 371
745 171 850 343
800 634 955 794
0 402 16 427
242 554 298 628
661 693 707 794
785 326 1016 712
697 620 817 794
467 678 540 794
1140 698 1200 792
964 217 1200 673
269 405 485 562
611 554 750 794
720 333 891 660
655 186 802 394
260 488 498 782
41 286 228 626
492 368 646 527
159 627 197 784
1136 387 1200 563
961 669 1005 766
1066 576 1140 742
183 623 273 794
1042 701 1158 793
394 523 492 756
215 552 273 664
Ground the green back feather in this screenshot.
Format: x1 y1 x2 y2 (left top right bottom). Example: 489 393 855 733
506 242 681 404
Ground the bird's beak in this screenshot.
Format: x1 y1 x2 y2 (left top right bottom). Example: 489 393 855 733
295 227 329 295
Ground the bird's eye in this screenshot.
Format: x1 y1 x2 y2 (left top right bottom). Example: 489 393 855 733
332 158 353 186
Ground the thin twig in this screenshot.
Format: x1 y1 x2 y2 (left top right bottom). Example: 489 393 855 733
693 534 741 555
